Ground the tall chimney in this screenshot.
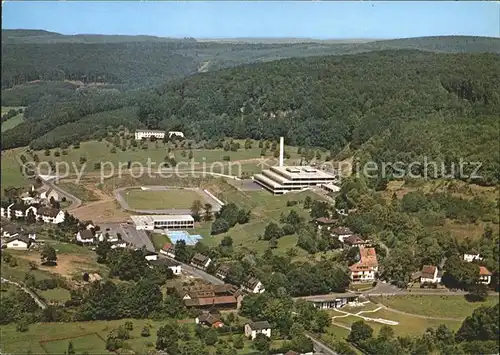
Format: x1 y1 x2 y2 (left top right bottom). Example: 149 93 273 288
279 137 284 167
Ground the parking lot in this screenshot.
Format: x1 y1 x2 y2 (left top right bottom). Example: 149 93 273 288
99 222 155 252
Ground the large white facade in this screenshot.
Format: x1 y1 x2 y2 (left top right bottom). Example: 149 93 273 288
130 215 194 230
254 165 338 195
134 129 166 140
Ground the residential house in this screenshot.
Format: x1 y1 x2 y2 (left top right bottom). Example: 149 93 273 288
245 321 272 340
76 230 94 244
216 264 231 280
479 266 492 285
181 284 243 310
464 253 483 263
149 258 182 275
349 246 378 282
37 207 65 224
314 217 337 231
420 265 442 284
191 253 212 270
10 203 27 219
343 234 370 247
1 224 21 238
243 277 265 294
110 241 127 249
331 227 353 242
4 236 31 250
160 243 176 258
0 201 13 218
40 188 59 202
195 310 224 328
25 205 38 218
145 252 159 261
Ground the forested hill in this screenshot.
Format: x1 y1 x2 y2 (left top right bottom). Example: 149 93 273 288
2 31 500 89
2 50 499 184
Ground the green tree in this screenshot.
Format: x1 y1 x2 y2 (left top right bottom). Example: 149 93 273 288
253 333 270 352
233 335 244 349
67 341 75 355
378 325 395 341
348 320 373 344
40 244 57 266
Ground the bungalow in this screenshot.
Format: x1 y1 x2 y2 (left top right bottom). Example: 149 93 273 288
4 236 31 250
314 217 338 231
195 310 224 328
37 207 65 224
464 253 483 263
76 230 94 244
184 295 240 310
181 284 243 309
301 293 361 309
159 243 176 258
149 258 182 275
216 264 231 280
331 227 353 242
245 321 272 340
191 253 212 270
145 252 159 261
349 246 378 282
243 277 265 294
479 266 492 285
420 265 442 284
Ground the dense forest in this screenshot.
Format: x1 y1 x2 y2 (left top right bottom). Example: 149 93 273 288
3 31 500 89
2 40 499 184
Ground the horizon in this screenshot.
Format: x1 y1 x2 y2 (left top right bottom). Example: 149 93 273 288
2 1 499 39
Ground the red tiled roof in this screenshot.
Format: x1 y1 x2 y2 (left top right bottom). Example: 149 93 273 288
349 246 378 272
421 265 437 279
185 296 237 307
479 266 492 276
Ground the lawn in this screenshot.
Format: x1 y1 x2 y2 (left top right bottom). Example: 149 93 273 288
39 288 72 302
122 188 205 210
1 106 25 132
201 187 327 255
0 148 31 193
0 318 178 354
372 295 500 319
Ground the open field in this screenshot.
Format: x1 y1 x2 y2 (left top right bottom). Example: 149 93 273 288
71 200 132 223
57 182 100 202
329 308 462 336
372 295 500 319
150 232 171 250
121 187 206 210
0 148 31 193
41 333 108 355
1 106 25 132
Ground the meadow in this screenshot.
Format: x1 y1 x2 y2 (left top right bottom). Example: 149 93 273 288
0 148 31 193
1 106 25 132
372 295 500 319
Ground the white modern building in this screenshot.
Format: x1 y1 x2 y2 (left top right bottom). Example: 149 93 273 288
168 131 185 139
253 137 338 195
130 215 194 230
134 129 166 140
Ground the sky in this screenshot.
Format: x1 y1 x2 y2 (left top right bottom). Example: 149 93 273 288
2 1 499 39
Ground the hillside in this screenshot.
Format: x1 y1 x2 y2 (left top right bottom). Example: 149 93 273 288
2 31 499 89
2 49 499 185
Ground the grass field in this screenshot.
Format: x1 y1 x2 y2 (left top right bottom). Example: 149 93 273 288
372 295 500 319
57 182 100 202
330 309 462 336
122 188 205 210
0 148 31 193
150 232 171 251
41 333 108 355
1 106 25 132
39 288 72 303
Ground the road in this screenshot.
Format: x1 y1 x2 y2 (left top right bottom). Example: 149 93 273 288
118 223 155 252
46 178 82 210
160 255 225 285
1 277 47 309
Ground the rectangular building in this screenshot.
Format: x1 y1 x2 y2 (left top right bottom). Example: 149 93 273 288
254 166 338 195
130 215 194 230
134 129 166 140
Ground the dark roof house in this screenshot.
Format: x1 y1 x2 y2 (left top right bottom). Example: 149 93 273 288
248 321 271 330
38 207 61 217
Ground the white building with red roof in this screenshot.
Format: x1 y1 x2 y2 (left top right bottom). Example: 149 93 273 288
479 266 492 285
349 246 378 282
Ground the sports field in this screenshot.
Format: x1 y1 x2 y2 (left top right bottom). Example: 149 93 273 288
122 188 205 210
